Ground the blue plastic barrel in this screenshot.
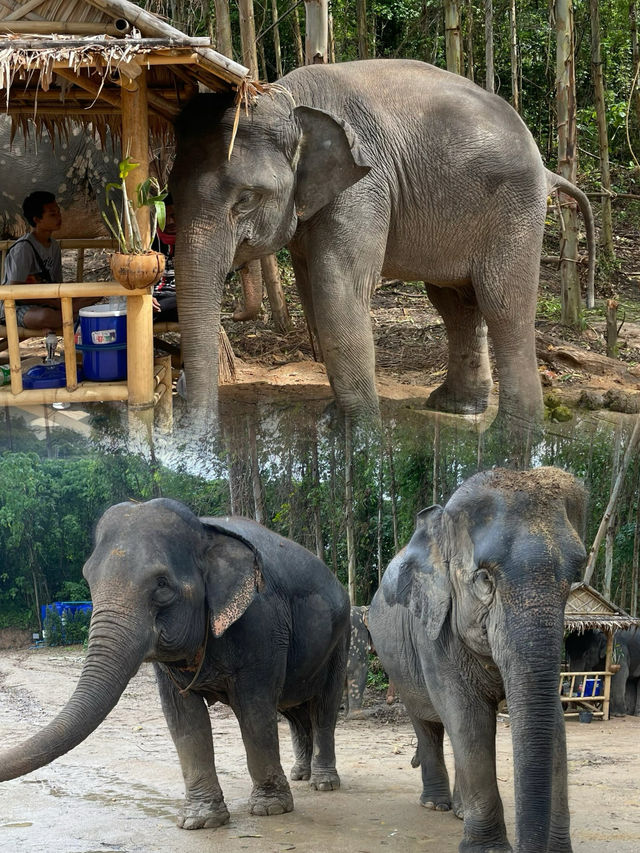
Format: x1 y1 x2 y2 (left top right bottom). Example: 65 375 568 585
78 303 127 381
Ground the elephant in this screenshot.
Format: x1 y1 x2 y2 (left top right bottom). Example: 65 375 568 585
0 498 351 829
368 467 588 853
169 59 595 426
565 628 640 717
0 116 118 238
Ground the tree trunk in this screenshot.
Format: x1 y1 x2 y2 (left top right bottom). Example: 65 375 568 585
345 416 356 604
509 0 519 112
485 0 494 93
328 11 336 63
584 416 640 585
271 0 283 78
238 0 259 77
387 440 399 552
606 299 619 358
590 0 614 259
214 0 233 59
632 465 640 616
603 424 623 599
465 0 474 81
305 0 328 64
444 1 463 76
377 442 384 586
555 0 581 326
292 5 304 67
248 417 264 524
329 429 339 574
357 0 368 59
310 424 324 560
631 3 640 130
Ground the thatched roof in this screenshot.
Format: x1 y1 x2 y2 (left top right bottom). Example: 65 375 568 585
564 582 640 634
0 0 250 141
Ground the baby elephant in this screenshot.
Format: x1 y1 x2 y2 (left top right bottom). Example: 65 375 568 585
0 498 351 829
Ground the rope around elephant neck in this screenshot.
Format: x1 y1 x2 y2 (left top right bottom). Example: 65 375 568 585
163 614 209 697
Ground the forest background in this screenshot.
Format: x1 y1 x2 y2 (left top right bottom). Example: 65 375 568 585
2 0 640 633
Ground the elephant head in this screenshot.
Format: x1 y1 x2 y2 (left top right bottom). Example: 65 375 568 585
387 467 586 850
0 499 263 783
168 89 370 421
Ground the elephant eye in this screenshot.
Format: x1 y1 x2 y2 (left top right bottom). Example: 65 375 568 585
473 565 495 597
233 189 262 213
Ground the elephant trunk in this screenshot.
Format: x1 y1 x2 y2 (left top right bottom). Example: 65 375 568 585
0 609 147 782
495 609 567 853
174 215 236 422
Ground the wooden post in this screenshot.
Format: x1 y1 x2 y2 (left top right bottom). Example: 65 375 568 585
154 355 173 433
603 629 614 720
60 297 78 392
120 66 150 250
126 291 155 409
3 299 23 394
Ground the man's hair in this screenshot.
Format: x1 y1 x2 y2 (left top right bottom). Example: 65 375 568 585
22 191 56 227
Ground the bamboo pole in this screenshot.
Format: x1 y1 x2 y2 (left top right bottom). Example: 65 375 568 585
0 384 129 405
603 630 613 719
126 292 154 409
2 299 23 395
0 22 128 36
120 66 150 250
60 297 78 392
0 282 148 300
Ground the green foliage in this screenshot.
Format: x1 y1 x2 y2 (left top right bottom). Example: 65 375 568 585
367 653 389 691
43 607 64 647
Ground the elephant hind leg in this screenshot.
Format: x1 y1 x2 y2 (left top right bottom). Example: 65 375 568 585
410 717 453 812
283 705 313 781
424 284 493 415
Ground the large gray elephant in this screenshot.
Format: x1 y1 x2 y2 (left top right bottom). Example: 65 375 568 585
169 59 594 425
0 499 350 829
0 116 118 238
368 467 587 853
565 628 640 716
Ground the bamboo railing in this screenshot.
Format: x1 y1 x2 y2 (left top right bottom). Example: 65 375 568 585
0 237 117 284
0 281 156 409
559 669 613 719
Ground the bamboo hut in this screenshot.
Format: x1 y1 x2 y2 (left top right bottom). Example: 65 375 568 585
0 0 250 410
562 582 640 720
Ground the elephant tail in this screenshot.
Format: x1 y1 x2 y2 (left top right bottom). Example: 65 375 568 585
545 169 596 309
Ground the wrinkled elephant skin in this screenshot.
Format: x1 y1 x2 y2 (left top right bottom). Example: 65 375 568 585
0 499 351 829
369 467 588 853
169 59 595 426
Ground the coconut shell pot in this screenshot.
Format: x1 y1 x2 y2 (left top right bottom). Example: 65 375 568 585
110 251 165 289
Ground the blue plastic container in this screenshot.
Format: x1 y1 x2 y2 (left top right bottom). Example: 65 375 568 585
583 677 602 697
40 601 93 624
78 303 127 381
22 362 82 389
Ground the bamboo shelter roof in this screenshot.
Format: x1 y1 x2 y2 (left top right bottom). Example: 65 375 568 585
0 0 250 141
565 582 640 634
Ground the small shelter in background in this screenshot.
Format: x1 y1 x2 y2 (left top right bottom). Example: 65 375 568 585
0 1 252 412
562 582 640 720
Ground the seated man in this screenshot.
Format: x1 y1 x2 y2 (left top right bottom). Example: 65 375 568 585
0 191 96 332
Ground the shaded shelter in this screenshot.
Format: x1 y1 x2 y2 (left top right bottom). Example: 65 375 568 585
562 582 640 719
0 0 251 410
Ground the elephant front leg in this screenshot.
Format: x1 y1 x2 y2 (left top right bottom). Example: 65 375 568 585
424 284 493 415
235 699 294 816
447 703 511 853
155 666 229 830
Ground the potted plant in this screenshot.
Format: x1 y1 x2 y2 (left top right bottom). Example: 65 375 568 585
610 641 623 673
102 157 167 289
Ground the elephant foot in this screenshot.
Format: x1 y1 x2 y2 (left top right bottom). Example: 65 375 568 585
178 798 230 830
249 784 294 816
290 761 311 781
420 794 452 812
309 768 340 791
459 841 512 853
426 382 490 415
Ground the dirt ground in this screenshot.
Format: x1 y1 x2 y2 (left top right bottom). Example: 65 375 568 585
0 647 639 853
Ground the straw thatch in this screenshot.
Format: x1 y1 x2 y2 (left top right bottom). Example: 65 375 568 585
0 0 250 142
564 582 640 634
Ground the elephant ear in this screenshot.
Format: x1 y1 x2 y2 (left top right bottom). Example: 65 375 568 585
293 105 371 221
201 521 265 638
393 505 452 641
